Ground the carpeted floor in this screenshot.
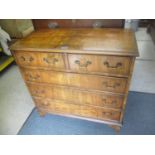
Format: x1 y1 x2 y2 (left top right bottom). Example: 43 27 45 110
18 91 155 135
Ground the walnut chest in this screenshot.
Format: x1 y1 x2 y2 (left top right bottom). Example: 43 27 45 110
11 28 139 132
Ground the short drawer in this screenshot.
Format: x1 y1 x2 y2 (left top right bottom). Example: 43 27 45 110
14 51 65 69
22 69 127 93
34 97 121 121
68 54 131 76
28 83 124 109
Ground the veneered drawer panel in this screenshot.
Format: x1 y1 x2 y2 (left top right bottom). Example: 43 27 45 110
14 51 65 69
34 97 121 121
28 83 124 109
14 51 39 66
22 69 127 93
68 54 131 76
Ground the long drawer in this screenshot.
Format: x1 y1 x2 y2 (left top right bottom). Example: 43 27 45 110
22 68 127 94
27 82 124 109
34 97 121 122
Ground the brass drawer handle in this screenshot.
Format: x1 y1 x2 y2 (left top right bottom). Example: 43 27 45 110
29 57 34 62
102 99 117 105
102 82 120 89
103 61 122 68
27 74 40 81
43 57 58 64
75 60 92 67
20 56 26 61
102 112 115 116
20 56 34 62
33 90 45 96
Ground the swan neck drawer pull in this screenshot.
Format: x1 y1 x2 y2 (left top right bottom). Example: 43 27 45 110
103 61 122 68
27 74 40 81
102 112 115 116
43 57 58 64
20 56 34 62
102 82 120 88
102 99 117 105
20 56 26 61
29 57 34 62
75 60 92 67
33 90 45 95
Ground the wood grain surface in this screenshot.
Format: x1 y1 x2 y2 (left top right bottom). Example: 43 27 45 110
11 28 138 56
11 28 139 132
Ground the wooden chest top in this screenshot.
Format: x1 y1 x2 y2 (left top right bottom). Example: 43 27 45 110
10 28 139 56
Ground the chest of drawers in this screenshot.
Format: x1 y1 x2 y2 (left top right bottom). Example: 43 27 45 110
11 28 139 132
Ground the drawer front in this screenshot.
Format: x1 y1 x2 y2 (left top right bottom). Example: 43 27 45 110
22 69 127 93
14 51 65 69
28 83 124 109
68 54 131 76
34 97 121 121
15 51 38 66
